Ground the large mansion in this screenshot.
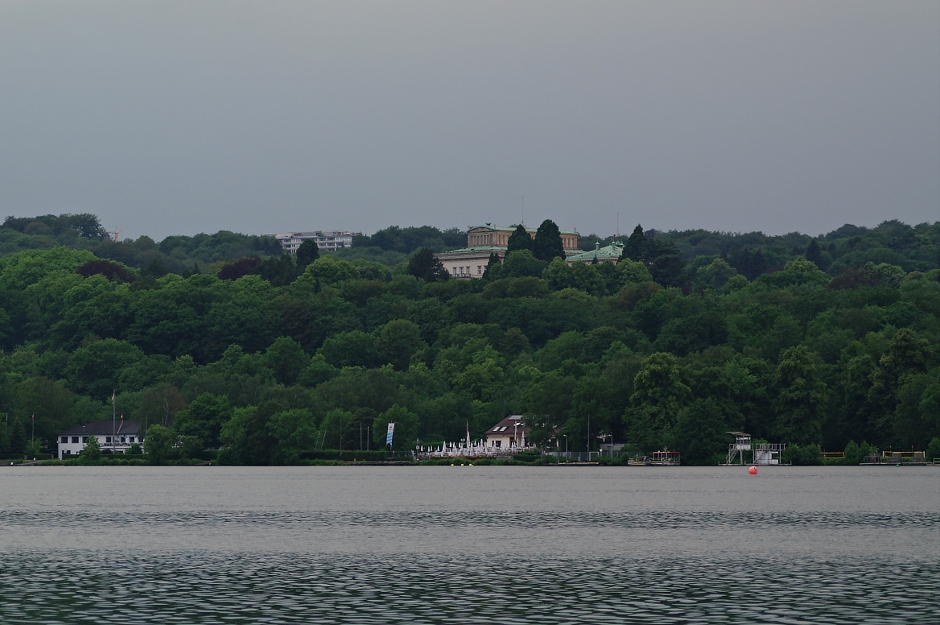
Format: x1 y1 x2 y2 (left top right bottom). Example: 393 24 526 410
436 223 581 279
436 223 627 278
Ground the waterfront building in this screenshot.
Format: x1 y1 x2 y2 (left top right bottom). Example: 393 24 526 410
485 415 530 449
57 419 142 459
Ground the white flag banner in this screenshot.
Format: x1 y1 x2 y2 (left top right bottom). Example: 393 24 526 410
386 423 395 446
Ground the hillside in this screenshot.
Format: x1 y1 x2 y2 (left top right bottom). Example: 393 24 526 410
1 214 937 464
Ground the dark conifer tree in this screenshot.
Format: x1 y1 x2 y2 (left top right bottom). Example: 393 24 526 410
295 239 320 273
483 251 502 280
621 225 648 262
506 225 533 253
407 247 449 282
532 219 565 262
805 239 823 267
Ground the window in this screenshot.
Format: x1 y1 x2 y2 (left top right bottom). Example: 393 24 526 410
61 436 68 443
106 437 112 443
82 436 88 443
128 437 134 443
72 436 79 443
478 266 482 274
120 437 126 443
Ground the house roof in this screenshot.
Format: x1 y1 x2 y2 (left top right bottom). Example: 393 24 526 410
468 224 579 236
486 414 530 436
59 419 140 436
567 241 625 262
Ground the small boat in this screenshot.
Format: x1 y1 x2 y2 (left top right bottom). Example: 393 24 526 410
648 450 681 466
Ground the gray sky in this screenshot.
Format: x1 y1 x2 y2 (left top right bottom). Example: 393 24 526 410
1 1 937 241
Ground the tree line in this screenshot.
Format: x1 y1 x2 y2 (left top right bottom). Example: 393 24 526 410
0 215 937 464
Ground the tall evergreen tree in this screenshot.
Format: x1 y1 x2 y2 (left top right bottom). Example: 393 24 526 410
506 225 534 253
532 219 565 262
483 251 502 280
295 239 320 273
407 247 450 282
805 239 823 267
621 225 647 262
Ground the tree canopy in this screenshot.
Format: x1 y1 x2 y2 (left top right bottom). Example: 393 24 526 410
0 215 938 465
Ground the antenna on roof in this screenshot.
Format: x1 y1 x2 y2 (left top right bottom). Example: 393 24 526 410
521 195 524 226
617 211 619 238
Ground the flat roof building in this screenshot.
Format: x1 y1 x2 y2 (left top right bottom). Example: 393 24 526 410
270 231 361 254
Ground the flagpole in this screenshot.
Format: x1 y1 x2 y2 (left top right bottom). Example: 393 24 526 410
112 391 116 455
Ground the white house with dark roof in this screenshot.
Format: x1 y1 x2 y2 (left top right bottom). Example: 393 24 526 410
57 419 142 459
485 415 530 450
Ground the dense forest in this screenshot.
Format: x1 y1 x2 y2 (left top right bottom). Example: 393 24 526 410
1 213 938 465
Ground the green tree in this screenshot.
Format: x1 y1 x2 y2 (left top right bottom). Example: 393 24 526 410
805 239 824 267
261 337 310 386
376 320 426 371
373 404 419 451
78 435 102 464
133 383 187 432
15 377 76 444
621 225 647 261
8 416 26 455
869 328 932 445
506 225 534 253
321 408 355 450
644 238 685 287
145 424 175 465
407 247 449 282
173 393 231 448
297 255 360 287
220 406 277 465
24 438 43 459
64 338 146 400
500 250 545 279
532 220 565 262
482 252 502 280
524 373 578 447
267 408 319 463
671 398 727 465
695 258 738 290
295 239 320 273
773 346 826 445
319 331 382 369
625 352 690 452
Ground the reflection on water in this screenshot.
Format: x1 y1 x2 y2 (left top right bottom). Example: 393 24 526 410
0 466 936 624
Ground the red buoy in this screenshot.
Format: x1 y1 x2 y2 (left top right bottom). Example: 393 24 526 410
748 465 758 475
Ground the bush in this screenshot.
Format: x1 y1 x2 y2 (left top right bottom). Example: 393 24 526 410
926 437 940 464
782 443 823 466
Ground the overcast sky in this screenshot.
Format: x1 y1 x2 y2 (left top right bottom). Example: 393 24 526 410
1 1 937 241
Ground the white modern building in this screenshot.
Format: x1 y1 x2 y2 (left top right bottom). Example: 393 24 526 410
271 231 361 254
57 419 142 459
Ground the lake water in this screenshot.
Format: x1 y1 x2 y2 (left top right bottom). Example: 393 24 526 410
0 465 936 624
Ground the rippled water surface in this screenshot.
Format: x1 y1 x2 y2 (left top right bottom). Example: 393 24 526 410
1 466 937 624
